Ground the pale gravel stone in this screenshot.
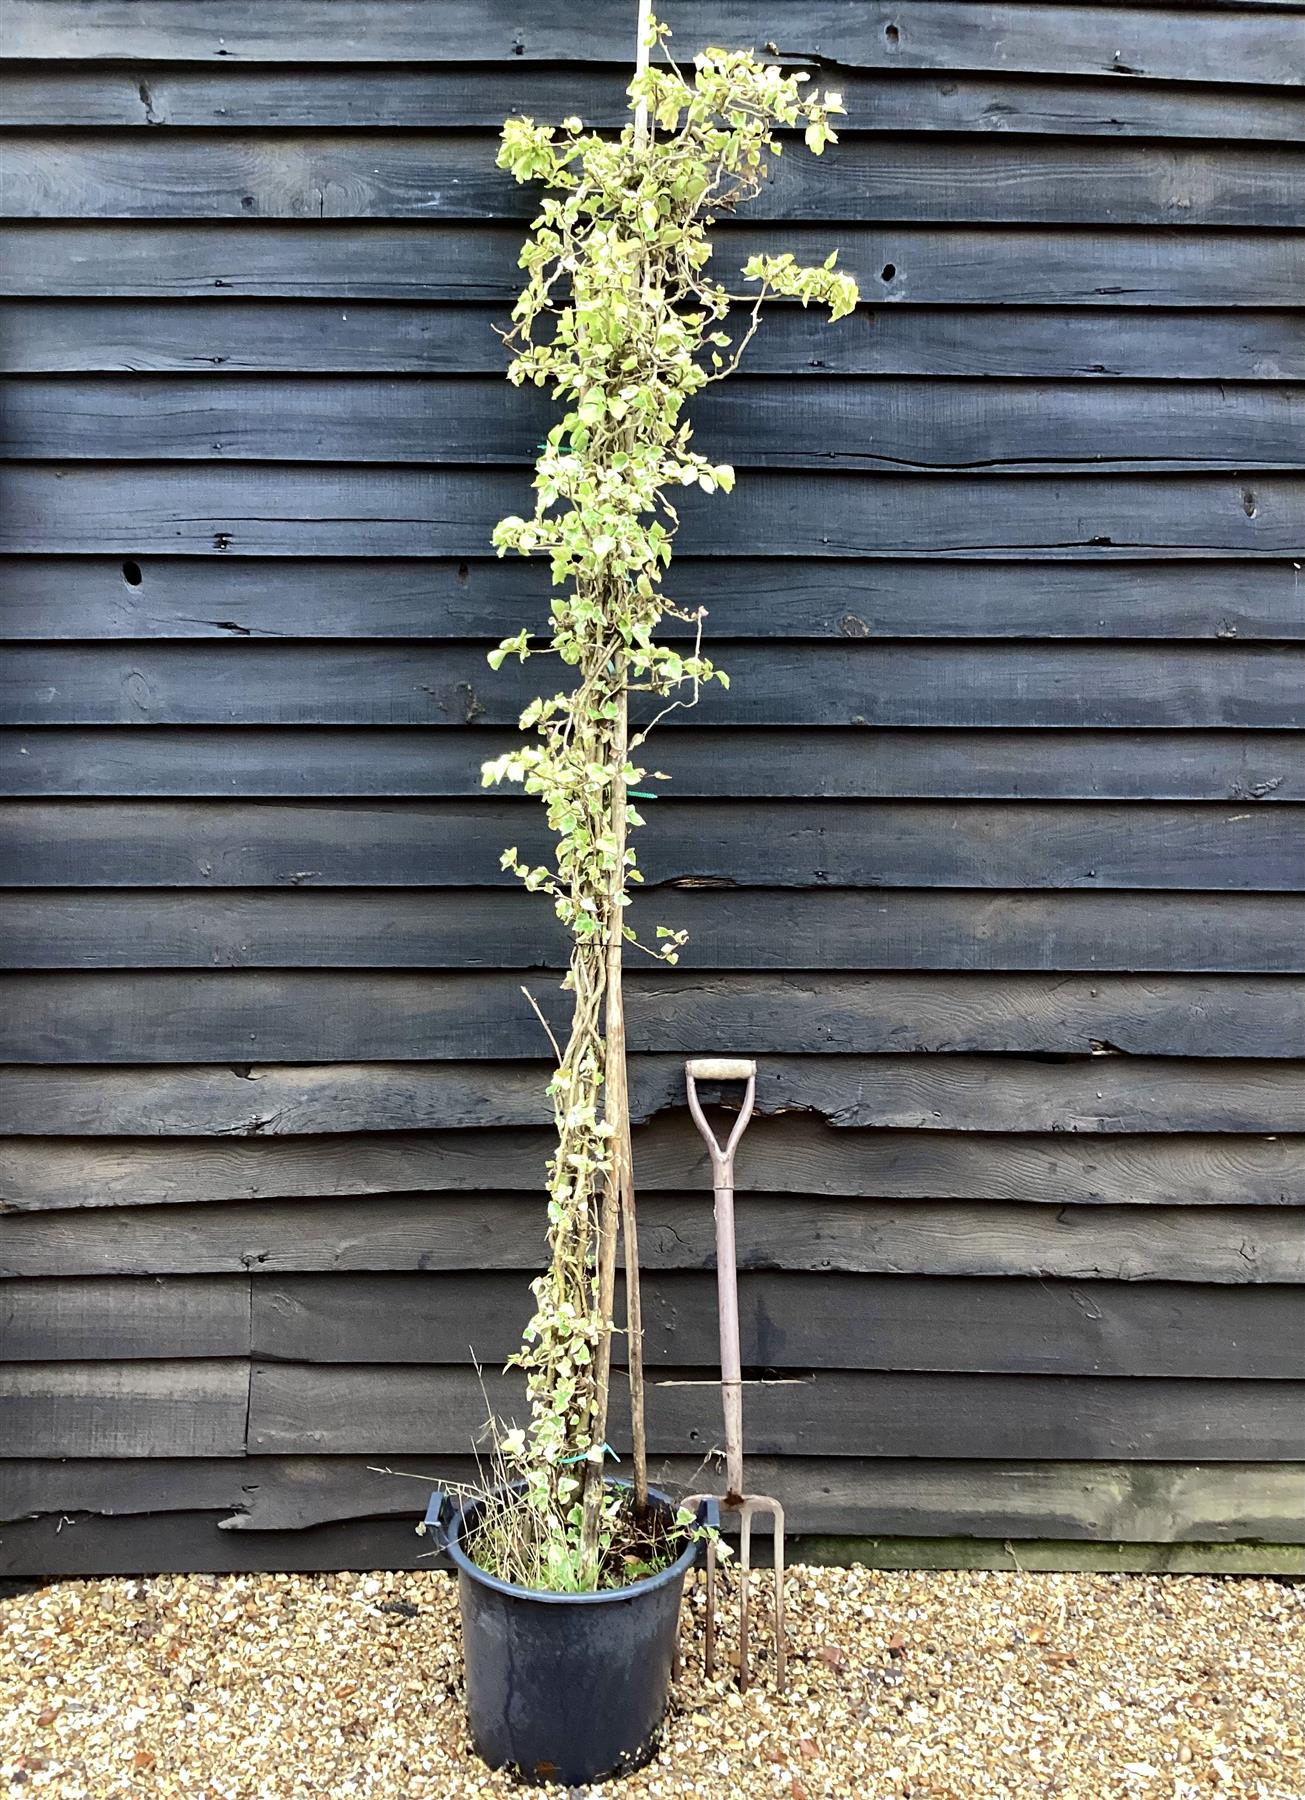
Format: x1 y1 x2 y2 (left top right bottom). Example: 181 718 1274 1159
1 1564 1301 1799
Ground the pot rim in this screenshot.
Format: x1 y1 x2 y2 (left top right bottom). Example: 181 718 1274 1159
439 1477 705 1606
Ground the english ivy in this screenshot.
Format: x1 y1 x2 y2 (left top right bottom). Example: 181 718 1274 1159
482 14 859 1591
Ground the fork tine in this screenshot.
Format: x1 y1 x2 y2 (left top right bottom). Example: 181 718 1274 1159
770 1499 787 1694
703 1532 718 1682
738 1504 753 1694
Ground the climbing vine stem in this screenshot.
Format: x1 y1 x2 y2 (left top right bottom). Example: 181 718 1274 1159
483 12 859 1593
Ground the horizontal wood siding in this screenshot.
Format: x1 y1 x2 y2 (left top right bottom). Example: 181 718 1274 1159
2 0 1302 1576
5 1456 1305 1543
5 222 1301 307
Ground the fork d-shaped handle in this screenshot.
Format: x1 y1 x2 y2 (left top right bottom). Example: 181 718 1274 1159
685 1058 757 1181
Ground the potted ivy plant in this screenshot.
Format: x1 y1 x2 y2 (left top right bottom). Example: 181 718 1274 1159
423 11 858 1784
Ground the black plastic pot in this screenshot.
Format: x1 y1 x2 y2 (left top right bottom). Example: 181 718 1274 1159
424 1481 715 1786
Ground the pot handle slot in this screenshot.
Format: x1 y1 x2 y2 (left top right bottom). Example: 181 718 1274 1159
422 1488 452 1551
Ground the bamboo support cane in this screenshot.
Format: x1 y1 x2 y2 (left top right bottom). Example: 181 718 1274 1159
581 683 631 1566
621 0 654 1516
580 0 655 1572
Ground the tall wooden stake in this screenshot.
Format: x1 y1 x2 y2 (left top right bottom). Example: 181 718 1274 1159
633 0 653 148
582 683 633 1571
623 0 653 1515
579 0 656 1580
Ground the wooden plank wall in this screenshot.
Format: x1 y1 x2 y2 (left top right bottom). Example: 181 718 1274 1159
2 0 1304 1576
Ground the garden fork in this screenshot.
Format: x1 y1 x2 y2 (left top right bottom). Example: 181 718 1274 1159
681 1057 787 1694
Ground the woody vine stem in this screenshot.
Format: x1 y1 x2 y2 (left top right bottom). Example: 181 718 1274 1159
483 7 858 1592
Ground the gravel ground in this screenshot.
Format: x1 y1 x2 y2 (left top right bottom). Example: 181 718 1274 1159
1 1563 1300 1799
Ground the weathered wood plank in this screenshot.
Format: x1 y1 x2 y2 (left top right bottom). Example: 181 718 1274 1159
5 644 1302 730
792 1539 1305 1574
5 1194 1301 1284
1 1457 260 1522
4 1118 1302 1213
6 466 1300 559
6 222 1300 308
4 1056 1302 1138
4 972 1298 1060
249 1272 1305 1378
207 1456 1305 1543
1 798 1298 890
7 1455 1303 1544
247 1363 1305 1459
0 1276 249 1359
6 2 1301 87
7 374 1303 473
6 728 1300 804
5 66 1303 140
6 133 1301 227
211 1451 1305 1546
11 557 1304 642
6 1511 1304 1578
0 1511 438 1575
8 301 1302 381
2 1361 248 1458
0 1510 456 1575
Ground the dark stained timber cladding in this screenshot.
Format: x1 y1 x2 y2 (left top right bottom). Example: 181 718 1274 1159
5 554 1305 640
4 5 1304 1569
3 972 1303 1060
0 1276 251 1359
8 301 1305 380
6 1272 1299 1377
0 894 1301 981
4 644 1303 728
8 301 1305 381
4 1056 1305 1137
6 1196 1304 1284
4 1459 1305 1545
245 1364 1305 1460
4 1120 1304 1213
3 1361 249 1459
5 1508 1304 1580
243 1272 1305 1379
2 731 1301 803
5 223 1303 307
7 375 1305 472
5 135 1303 226
4 68 1304 140
5 3 1304 87
1 798 1302 889
4 466 1302 558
